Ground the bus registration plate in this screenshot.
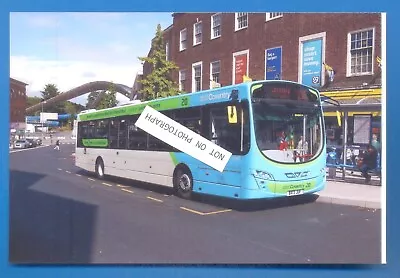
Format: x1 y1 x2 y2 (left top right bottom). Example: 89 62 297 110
287 190 304 196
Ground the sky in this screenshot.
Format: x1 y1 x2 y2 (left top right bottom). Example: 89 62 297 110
10 12 173 106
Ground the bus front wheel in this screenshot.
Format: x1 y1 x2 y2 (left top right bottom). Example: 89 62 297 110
95 158 105 179
174 168 193 199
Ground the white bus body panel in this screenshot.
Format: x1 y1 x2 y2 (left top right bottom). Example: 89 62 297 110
75 147 175 187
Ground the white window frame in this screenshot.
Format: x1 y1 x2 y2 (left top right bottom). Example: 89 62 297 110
165 42 169 61
179 70 186 91
232 49 250 84
266 12 283 21
210 60 221 88
298 32 326 86
211 13 222 39
192 61 203 92
193 21 202 46
234 12 248 31
346 27 375 77
179 28 187 51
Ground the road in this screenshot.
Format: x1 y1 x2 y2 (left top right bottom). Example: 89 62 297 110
9 144 381 264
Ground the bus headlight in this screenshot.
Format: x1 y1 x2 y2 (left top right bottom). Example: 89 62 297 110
253 170 274 180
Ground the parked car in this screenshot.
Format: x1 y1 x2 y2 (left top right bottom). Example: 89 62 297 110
14 140 28 149
25 138 36 148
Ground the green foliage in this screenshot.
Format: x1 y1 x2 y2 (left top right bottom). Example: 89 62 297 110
138 24 180 101
41 83 65 113
41 84 59 100
27 96 42 107
87 83 119 110
86 91 102 109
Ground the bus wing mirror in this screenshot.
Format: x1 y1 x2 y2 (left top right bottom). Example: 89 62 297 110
227 106 238 124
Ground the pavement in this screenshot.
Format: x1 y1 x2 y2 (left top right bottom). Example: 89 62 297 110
316 180 382 209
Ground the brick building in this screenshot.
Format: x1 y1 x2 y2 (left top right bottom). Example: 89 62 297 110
10 77 28 128
142 12 383 147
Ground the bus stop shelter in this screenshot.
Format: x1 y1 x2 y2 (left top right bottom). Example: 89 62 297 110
322 102 382 180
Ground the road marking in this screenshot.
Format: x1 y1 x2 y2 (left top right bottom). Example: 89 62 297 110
180 207 232 216
65 170 71 174
203 209 232 215
121 188 134 194
88 178 95 181
116 184 129 188
102 182 113 187
57 168 62 171
76 174 82 177
10 145 49 153
147 196 163 203
180 207 205 215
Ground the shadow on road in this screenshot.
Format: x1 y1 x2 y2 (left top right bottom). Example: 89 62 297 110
9 170 97 264
77 170 318 212
191 193 319 212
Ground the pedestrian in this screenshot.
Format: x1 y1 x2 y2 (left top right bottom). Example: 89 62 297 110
54 139 60 151
277 131 288 150
371 134 381 152
358 144 378 184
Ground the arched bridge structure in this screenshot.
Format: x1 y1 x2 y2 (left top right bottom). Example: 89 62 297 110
26 81 134 115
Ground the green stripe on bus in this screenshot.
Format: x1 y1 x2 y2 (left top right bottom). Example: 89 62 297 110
82 138 108 147
79 96 189 121
274 180 316 194
169 152 179 166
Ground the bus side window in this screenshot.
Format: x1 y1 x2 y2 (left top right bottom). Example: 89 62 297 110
209 104 249 155
147 110 175 151
128 116 147 150
118 119 128 149
109 119 118 149
173 107 201 135
77 122 87 148
95 120 108 139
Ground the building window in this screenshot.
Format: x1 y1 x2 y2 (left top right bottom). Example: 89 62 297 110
266 12 283 21
348 28 374 76
235 12 248 31
165 42 169 61
211 13 221 39
179 70 186 92
192 62 202 92
193 22 202 45
210 61 221 88
180 29 187 51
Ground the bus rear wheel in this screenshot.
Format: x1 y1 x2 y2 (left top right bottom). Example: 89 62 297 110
174 168 193 199
95 158 105 179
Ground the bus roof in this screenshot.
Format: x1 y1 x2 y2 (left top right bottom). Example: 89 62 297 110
77 80 319 122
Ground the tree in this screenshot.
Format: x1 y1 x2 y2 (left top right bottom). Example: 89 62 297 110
41 84 59 100
97 83 118 109
41 84 64 113
138 24 179 101
86 91 102 109
27 96 42 107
